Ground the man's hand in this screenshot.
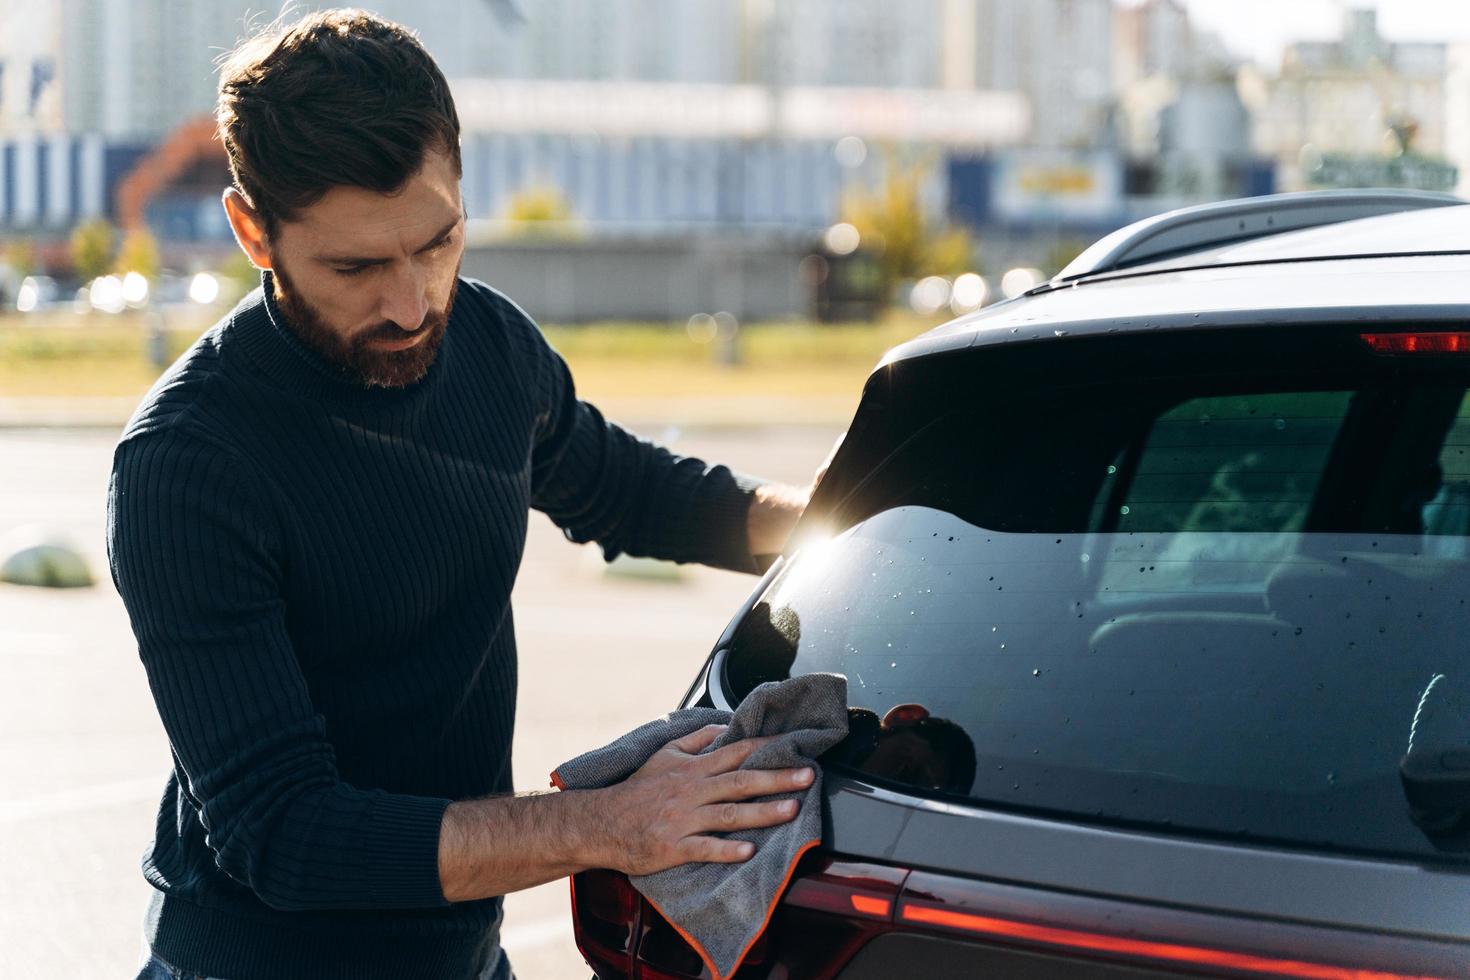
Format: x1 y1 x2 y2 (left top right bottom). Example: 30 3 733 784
598 724 815 875
747 484 808 557
437 726 813 902
745 432 846 558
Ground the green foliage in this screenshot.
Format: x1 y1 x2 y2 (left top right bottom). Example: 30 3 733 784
841 152 977 301
503 185 578 235
219 250 259 283
69 220 116 281
1041 237 1091 278
2 239 36 277
115 229 161 277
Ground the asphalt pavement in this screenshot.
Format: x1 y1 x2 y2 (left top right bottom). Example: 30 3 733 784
0 422 838 980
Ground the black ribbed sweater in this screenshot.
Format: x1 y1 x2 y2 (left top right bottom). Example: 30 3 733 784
106 275 761 980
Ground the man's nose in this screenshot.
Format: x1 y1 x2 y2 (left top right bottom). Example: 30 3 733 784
379 265 429 331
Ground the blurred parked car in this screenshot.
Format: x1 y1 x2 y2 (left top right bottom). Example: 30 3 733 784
14 275 61 314
574 190 1470 978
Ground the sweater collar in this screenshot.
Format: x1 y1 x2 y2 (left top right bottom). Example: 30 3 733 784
229 270 441 404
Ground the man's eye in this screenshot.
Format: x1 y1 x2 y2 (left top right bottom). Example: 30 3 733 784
334 266 370 277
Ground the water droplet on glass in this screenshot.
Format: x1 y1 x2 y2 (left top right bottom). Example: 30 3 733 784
1054 329 1068 337
1326 771 1338 785
1120 505 1131 516
1031 667 1040 676
1081 553 1090 562
1106 464 1117 474
889 662 896 668
1274 418 1287 430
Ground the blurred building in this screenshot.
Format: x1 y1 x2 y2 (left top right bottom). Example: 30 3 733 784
1447 44 1470 199
1245 7 1454 191
0 0 64 132
970 0 1115 150
1 0 1036 239
1114 0 1190 89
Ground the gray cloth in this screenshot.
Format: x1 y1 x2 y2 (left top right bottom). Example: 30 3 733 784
553 673 848 980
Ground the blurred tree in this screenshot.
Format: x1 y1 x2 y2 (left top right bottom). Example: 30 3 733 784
841 153 976 302
116 228 161 278
503 185 577 235
2 239 37 277
1042 237 1091 278
69 220 116 281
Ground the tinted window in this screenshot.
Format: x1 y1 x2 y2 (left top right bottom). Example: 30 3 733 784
725 378 1470 860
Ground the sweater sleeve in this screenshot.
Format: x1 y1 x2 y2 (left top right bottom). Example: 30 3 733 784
107 431 451 912
513 306 765 575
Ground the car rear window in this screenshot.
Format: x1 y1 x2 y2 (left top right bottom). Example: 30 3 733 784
723 365 1470 861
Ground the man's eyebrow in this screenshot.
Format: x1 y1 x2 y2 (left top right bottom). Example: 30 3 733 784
315 214 462 267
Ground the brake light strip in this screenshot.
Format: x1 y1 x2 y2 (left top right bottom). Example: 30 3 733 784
1361 332 1470 355
899 903 1448 980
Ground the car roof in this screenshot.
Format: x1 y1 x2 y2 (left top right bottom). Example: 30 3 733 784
880 204 1470 370
1130 203 1470 269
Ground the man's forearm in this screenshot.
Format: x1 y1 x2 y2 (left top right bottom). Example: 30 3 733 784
747 483 809 557
439 789 605 903
438 727 816 903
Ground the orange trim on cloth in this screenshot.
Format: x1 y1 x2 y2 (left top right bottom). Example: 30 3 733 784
549 770 567 790
642 838 823 980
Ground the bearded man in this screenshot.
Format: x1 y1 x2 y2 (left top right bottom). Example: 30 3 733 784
109 11 815 980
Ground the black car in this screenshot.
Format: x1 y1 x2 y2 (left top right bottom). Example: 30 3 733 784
574 190 1470 979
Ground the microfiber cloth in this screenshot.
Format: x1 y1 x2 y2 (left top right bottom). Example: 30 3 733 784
552 672 849 980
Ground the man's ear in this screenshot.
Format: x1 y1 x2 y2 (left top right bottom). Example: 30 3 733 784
222 188 273 271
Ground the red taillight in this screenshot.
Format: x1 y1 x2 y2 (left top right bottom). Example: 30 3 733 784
1361 331 1470 354
578 858 1453 980
782 858 907 922
570 869 639 977
571 859 903 979
898 875 1452 980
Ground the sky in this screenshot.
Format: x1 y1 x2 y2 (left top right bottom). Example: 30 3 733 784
1121 0 1470 67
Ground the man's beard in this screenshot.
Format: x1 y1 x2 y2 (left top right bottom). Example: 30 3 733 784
272 263 458 389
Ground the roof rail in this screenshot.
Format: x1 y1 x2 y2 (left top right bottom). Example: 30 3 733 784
1055 189 1466 282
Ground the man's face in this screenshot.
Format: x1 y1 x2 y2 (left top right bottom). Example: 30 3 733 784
264 147 465 388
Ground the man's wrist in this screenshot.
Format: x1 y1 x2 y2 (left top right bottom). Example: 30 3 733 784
556 786 613 870
438 788 612 903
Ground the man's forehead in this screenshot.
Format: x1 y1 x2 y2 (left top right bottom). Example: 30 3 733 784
284 150 462 257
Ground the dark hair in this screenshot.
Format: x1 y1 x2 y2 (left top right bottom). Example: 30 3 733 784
215 8 462 234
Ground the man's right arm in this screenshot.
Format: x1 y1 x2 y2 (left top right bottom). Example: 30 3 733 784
438 725 814 903
110 432 811 911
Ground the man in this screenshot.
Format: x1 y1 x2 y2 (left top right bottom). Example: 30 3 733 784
109 11 817 980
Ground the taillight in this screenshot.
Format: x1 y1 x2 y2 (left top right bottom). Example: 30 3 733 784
898 872 1453 980
570 869 639 977
782 858 907 923
570 868 726 979
577 858 1457 979
1361 331 1470 354
571 858 904 979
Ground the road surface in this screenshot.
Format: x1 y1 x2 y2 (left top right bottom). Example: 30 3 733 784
0 423 838 979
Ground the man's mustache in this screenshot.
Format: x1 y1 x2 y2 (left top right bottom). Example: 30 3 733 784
360 311 448 344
